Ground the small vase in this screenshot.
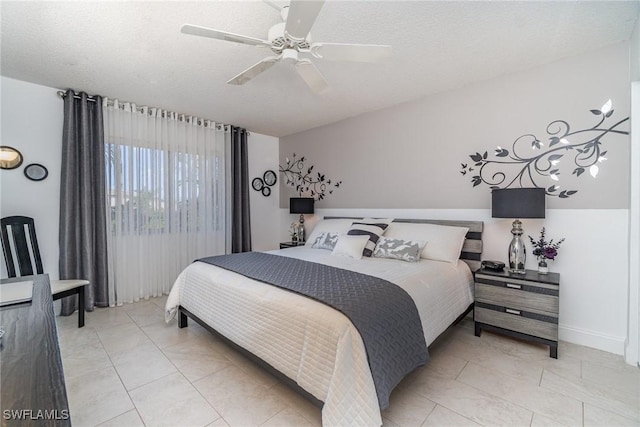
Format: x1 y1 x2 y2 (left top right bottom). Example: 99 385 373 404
538 260 549 274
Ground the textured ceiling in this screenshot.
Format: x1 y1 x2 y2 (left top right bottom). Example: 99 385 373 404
1 1 638 137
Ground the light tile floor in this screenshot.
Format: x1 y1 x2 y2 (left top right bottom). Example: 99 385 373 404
56 296 640 427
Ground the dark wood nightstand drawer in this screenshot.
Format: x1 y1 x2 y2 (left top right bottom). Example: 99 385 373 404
475 282 558 317
475 306 558 341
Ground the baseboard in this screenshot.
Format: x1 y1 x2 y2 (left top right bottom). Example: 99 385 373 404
559 323 626 356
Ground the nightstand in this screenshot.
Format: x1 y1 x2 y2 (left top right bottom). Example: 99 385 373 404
279 241 306 249
474 268 560 358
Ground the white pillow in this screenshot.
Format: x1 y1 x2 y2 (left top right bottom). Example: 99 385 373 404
384 222 469 263
331 235 370 260
310 232 339 250
373 237 425 262
347 220 391 257
305 219 355 247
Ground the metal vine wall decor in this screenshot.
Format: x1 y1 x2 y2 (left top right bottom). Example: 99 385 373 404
460 100 629 198
280 153 342 200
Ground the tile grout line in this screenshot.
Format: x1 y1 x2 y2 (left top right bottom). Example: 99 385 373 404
538 366 543 387
124 306 224 426
258 407 288 427
453 361 560 424
454 360 469 380
57 315 132 426
90 304 175 425
539 368 640 422
123 303 224 425
87 316 138 425
420 400 438 426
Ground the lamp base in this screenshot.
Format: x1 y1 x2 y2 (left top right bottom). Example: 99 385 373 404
508 219 526 274
298 214 305 242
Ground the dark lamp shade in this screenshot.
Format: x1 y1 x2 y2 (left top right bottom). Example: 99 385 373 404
290 197 315 214
492 188 546 219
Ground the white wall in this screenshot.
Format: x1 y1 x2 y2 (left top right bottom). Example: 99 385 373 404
0 76 63 279
625 13 639 365
248 132 280 251
0 77 281 279
631 12 640 82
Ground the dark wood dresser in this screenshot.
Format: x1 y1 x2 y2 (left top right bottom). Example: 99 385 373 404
0 274 71 426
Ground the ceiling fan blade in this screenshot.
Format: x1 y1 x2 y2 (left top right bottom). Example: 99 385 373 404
310 43 392 63
227 56 280 85
181 24 271 47
295 59 329 94
284 0 325 40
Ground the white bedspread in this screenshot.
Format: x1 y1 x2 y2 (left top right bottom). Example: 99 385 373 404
165 247 473 426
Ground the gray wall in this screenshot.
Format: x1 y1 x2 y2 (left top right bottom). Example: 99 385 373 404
280 42 631 210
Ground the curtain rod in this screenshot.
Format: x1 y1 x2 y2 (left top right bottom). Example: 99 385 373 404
57 90 98 102
56 90 248 134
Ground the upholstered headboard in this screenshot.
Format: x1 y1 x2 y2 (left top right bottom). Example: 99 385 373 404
324 217 484 271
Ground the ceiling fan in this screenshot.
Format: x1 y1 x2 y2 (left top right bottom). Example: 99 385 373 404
180 0 392 94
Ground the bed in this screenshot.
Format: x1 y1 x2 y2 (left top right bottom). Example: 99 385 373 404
165 218 483 426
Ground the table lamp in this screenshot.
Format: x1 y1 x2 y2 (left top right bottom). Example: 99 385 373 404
492 188 545 273
290 197 315 242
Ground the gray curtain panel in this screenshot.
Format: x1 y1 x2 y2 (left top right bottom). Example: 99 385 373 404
231 127 252 253
59 89 109 315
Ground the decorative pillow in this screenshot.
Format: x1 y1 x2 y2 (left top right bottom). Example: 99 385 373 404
347 219 392 257
384 222 469 263
373 237 425 262
311 232 339 250
331 235 370 260
304 219 355 247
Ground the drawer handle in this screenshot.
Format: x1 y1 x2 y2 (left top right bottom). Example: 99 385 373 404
505 308 521 316
506 283 522 289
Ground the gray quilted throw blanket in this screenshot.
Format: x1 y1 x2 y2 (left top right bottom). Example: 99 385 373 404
197 251 429 410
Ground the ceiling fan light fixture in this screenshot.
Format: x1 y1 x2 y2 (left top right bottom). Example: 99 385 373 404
282 49 299 64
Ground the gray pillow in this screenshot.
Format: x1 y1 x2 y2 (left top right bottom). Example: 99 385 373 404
373 237 425 262
311 232 339 250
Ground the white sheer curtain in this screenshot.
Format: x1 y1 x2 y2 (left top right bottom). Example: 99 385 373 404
103 99 231 305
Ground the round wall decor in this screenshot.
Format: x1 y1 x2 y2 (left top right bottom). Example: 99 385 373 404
252 177 264 191
24 163 49 181
252 170 277 197
263 170 277 186
0 146 23 170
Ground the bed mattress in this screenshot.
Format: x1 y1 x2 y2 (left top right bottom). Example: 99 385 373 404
165 247 473 426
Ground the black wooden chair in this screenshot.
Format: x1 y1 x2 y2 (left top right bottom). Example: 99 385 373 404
1 216 88 327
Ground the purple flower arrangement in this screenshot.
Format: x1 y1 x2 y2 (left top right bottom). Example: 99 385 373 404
528 227 565 261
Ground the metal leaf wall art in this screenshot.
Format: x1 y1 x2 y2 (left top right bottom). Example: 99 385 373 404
280 153 342 200
460 100 629 198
